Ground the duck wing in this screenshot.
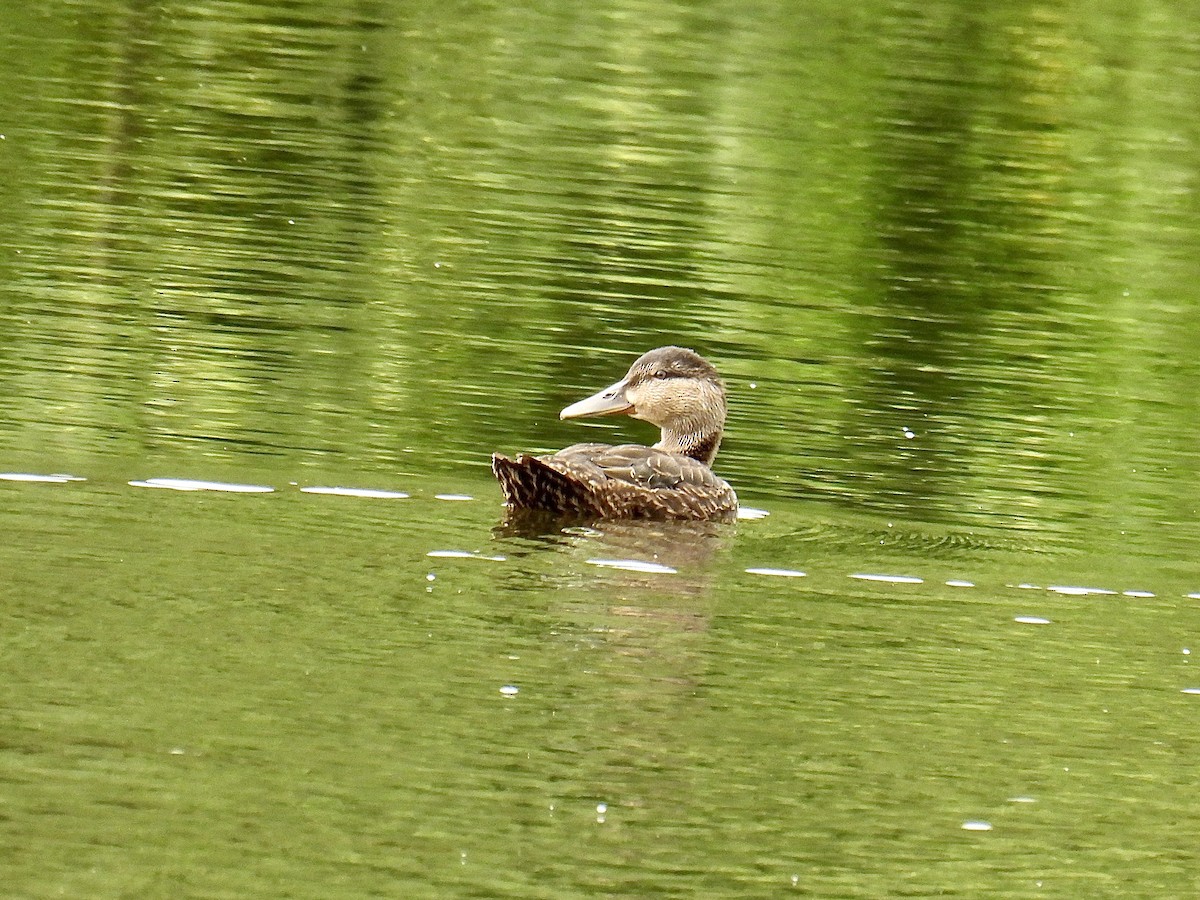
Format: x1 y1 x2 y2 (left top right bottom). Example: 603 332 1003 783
493 443 737 520
554 443 725 491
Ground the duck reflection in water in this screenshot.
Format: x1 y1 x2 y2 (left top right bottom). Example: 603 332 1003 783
495 510 731 586
492 346 738 521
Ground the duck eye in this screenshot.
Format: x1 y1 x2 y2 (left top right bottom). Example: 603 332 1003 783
653 370 669 380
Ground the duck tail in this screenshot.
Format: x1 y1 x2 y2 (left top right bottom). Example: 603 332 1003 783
491 453 604 516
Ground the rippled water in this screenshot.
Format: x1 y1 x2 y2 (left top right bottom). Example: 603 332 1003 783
3 1 1200 896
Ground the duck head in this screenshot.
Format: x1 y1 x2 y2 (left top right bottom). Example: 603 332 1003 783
560 346 727 465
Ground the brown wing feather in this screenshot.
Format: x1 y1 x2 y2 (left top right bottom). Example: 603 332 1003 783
493 443 737 521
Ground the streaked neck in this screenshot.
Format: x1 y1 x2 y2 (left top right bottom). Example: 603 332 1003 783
656 427 723 466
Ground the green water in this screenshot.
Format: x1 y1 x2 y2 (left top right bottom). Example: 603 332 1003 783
3 1 1200 897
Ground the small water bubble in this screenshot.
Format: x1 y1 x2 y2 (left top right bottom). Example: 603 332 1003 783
426 573 436 582
850 573 923 584
426 549 505 562
129 477 273 493
499 685 519 696
1048 585 1116 596
961 820 993 832
1014 616 1052 625
586 558 676 574
0 472 85 483
302 486 409 499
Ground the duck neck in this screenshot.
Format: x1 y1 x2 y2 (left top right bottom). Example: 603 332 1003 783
656 426 723 466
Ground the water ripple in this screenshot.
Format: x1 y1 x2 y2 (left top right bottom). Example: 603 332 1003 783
128 478 274 493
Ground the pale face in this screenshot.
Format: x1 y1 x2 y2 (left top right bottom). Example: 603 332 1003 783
559 347 725 435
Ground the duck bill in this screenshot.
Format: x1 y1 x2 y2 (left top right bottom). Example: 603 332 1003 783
560 379 634 420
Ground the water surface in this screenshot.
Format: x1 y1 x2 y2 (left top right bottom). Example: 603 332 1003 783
3 1 1200 897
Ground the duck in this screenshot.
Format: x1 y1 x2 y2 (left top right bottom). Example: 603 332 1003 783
492 346 738 520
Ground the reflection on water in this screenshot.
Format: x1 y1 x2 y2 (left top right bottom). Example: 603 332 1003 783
495 512 731 598
3 0 1200 896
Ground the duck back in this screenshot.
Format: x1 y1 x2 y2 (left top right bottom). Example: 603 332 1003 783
492 443 737 520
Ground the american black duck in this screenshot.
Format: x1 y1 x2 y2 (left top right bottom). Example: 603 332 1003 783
492 346 737 520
